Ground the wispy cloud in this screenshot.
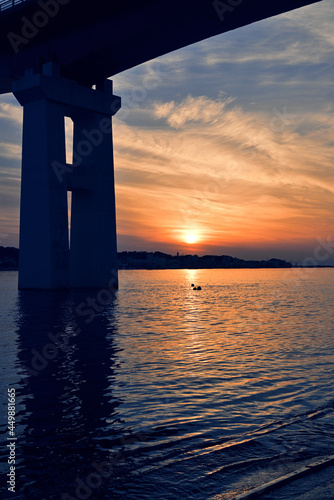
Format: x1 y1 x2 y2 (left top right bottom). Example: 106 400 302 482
114 81 334 258
0 100 23 123
0 0 332 260
154 95 236 128
0 142 21 160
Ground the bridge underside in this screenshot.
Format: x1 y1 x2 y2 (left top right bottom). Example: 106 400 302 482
0 0 322 92
0 0 323 289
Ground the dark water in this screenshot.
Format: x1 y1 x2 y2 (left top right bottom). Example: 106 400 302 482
0 268 334 499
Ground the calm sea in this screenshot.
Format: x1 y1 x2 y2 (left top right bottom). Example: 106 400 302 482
0 268 334 499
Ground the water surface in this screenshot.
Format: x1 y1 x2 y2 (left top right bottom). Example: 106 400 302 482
0 268 334 499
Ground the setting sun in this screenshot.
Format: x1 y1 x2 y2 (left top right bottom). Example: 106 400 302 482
184 231 200 245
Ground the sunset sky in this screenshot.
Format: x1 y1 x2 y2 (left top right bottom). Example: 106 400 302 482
0 0 333 264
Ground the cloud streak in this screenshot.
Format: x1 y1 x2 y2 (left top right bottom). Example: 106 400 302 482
113 79 333 259
0 0 332 264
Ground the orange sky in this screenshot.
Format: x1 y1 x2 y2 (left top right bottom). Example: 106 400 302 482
0 0 333 264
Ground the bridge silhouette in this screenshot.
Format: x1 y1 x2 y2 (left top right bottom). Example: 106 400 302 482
0 0 322 289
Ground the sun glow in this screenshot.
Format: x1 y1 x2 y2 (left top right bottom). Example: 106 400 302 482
184 231 200 245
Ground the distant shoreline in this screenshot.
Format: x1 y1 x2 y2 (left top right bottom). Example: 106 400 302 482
1 247 333 271
1 266 334 273
116 251 334 270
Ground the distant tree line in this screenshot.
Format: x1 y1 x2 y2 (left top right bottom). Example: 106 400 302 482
6 246 332 271
117 251 292 270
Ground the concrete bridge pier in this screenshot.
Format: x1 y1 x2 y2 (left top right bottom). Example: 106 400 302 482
70 84 118 289
14 68 69 290
13 62 121 290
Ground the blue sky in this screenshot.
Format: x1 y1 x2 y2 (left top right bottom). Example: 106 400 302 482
0 0 333 264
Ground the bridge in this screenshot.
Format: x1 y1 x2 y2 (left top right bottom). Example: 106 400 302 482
0 0 322 289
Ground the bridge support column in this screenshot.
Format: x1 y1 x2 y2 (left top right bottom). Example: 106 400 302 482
15 74 69 289
69 101 118 289
13 63 121 290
